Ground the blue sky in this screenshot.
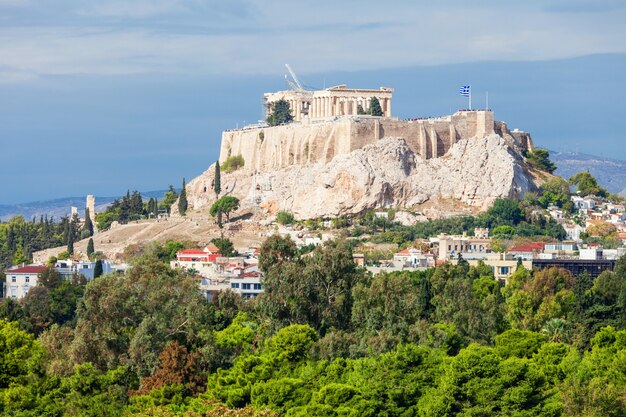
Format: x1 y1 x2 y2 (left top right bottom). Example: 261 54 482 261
1 0 625 203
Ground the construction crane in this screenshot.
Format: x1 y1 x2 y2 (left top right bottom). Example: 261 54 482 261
285 64 306 91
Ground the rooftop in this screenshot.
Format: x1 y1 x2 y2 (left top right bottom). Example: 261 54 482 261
7 265 47 274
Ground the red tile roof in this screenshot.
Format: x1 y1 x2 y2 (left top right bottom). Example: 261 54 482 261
178 249 208 255
508 242 545 253
8 265 47 274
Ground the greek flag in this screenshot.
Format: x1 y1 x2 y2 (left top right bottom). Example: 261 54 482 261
459 85 470 97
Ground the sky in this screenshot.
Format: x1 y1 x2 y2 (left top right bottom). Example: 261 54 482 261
1 0 625 204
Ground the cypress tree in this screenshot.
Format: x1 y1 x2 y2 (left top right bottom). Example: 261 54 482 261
369 97 384 116
84 208 94 237
178 178 188 216
94 259 103 278
67 232 74 256
87 238 95 259
214 161 221 196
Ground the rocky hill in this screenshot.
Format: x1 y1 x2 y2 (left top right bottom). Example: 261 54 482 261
551 151 626 195
184 132 543 220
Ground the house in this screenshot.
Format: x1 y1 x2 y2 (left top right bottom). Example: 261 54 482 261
393 248 434 268
54 259 118 280
544 242 578 255
4 265 47 299
430 233 491 260
453 253 532 285
170 245 222 276
571 196 596 211
507 242 545 260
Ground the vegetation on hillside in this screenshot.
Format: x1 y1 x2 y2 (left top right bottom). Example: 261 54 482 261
3 232 626 415
222 155 245 173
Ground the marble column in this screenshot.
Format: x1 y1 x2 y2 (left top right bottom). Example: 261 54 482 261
386 98 391 117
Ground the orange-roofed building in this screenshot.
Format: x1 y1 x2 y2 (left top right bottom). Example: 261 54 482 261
507 242 545 260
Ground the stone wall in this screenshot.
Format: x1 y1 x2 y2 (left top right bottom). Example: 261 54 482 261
219 110 530 172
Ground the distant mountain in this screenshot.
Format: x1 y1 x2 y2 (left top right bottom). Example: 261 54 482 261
551 151 626 195
0 190 169 221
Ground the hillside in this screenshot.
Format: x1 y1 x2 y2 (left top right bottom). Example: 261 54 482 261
552 151 626 195
0 190 168 222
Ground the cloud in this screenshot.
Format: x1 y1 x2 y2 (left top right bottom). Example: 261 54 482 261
0 1 625 83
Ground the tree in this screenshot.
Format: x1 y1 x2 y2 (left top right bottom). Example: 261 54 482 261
357 104 366 115
525 148 557 173
537 177 572 210
369 97 383 116
267 98 294 126
93 259 103 278
87 238 95 259
161 185 178 213
214 161 221 197
482 198 524 228
211 238 235 257
257 239 366 333
570 171 607 197
210 196 240 223
67 231 74 256
178 178 188 216
83 208 94 237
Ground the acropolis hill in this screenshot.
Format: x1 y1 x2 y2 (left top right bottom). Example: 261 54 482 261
183 83 545 220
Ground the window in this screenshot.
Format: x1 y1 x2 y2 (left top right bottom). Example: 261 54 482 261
242 283 251 290
25 277 29 283
254 283 262 290
231 283 240 289
11 276 16 283
499 266 510 275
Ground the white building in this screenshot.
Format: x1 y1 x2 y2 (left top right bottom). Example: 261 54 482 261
4 265 47 299
54 259 119 280
393 248 435 268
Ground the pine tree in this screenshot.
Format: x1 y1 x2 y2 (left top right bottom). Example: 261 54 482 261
357 104 367 115
94 259 103 278
84 208 94 237
87 238 95 259
178 178 188 216
267 98 294 126
369 97 384 116
214 161 221 197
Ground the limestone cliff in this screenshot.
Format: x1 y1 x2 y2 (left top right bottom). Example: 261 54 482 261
184 125 541 219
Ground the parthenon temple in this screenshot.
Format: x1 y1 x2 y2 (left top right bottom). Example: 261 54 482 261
264 85 393 121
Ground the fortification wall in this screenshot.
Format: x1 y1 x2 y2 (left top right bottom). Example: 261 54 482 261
219 110 528 172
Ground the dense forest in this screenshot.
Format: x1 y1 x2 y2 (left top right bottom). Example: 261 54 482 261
2 236 626 416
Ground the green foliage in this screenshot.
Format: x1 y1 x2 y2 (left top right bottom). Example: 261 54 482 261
214 161 221 196
222 155 245 173
178 177 188 216
211 237 235 257
267 98 294 126
275 211 295 225
87 237 95 259
368 97 383 116
525 148 557 173
94 259 103 278
570 171 608 197
356 104 366 115
161 185 179 214
210 196 240 223
537 177 573 211
83 208 94 237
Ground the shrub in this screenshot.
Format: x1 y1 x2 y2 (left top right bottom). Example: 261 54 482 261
276 211 295 225
222 155 245 173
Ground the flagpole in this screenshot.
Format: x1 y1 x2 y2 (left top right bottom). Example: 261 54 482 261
486 91 488 110
469 85 472 110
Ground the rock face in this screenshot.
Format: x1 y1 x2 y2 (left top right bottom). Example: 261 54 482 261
185 132 541 219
